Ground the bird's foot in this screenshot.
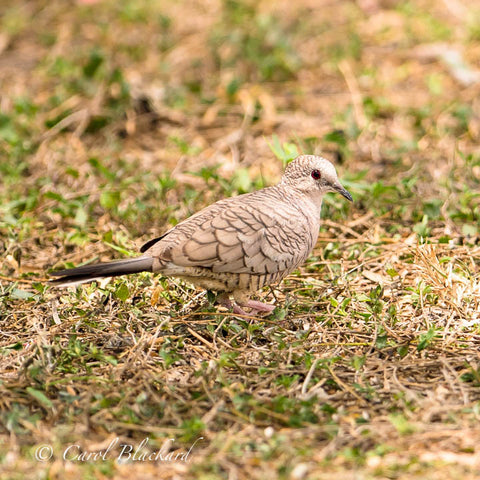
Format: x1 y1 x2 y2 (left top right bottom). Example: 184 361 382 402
217 294 274 316
239 300 276 314
232 303 250 316
217 295 246 315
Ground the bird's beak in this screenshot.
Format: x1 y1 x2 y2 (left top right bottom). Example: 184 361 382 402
333 183 353 202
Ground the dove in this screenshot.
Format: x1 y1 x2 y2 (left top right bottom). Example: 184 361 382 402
50 155 352 315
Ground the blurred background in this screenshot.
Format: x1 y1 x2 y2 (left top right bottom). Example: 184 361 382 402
1 1 480 478
1 0 479 254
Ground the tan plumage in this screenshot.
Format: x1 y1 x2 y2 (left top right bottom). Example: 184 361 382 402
50 155 352 314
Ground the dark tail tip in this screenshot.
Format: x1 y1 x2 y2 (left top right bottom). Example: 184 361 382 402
49 256 154 286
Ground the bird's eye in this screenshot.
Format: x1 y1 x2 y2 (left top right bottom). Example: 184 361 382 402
311 169 321 180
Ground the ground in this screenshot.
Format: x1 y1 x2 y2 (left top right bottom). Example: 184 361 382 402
1 0 480 478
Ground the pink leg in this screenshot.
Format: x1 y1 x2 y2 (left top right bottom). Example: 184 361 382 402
232 304 249 316
240 300 276 313
218 295 249 316
217 294 275 316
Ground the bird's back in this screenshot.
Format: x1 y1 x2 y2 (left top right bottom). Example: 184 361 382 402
145 184 322 282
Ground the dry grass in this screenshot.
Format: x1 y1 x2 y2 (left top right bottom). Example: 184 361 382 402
1 0 480 478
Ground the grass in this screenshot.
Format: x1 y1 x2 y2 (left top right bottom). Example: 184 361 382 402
1 0 480 478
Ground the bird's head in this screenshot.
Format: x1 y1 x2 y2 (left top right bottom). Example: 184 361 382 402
280 155 353 204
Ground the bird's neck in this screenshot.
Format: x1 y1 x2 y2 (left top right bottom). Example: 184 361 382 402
280 185 323 218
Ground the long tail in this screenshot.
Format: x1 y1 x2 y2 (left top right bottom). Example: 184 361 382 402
49 256 154 286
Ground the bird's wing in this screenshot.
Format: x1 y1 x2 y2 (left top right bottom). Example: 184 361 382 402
163 202 313 275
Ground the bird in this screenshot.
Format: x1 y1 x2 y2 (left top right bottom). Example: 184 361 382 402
49 155 352 315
